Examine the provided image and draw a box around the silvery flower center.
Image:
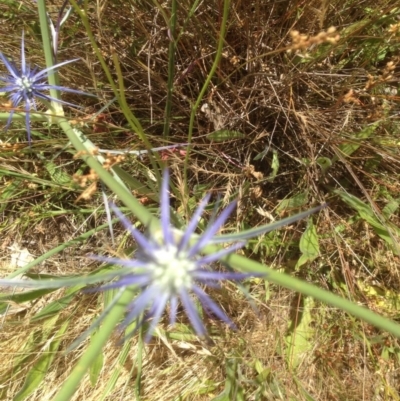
[17,76,33,93]
[151,245,196,292]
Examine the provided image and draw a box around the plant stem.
[37,0,60,104]
[183,0,230,191]
[57,119,157,230]
[223,252,400,338]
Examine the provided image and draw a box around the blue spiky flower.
[91,170,251,341]
[0,32,92,143]
[0,166,323,341]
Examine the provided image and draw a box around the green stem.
[176,0,202,43]
[68,1,155,153]
[58,119,157,230]
[51,240,400,400]
[0,112,47,122]
[223,252,400,338]
[37,1,157,231]
[37,0,60,104]
[183,0,230,185]
[111,53,161,180]
[68,0,161,182]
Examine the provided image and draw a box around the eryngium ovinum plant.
[1,169,324,342]
[2,2,400,401]
[88,169,272,341]
[0,31,93,144]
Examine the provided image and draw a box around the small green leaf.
[211,358,239,401]
[197,380,218,395]
[296,218,320,269]
[285,296,315,369]
[382,199,399,219]
[267,149,279,181]
[276,192,309,212]
[316,157,332,175]
[206,130,245,142]
[253,148,268,161]
[45,161,72,186]
[0,181,24,212]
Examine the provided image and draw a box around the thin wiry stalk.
[183,0,231,198]
[163,0,178,138]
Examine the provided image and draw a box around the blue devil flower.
[0,32,92,143]
[0,168,323,341]
[91,170,250,341]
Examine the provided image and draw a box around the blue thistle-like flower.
[0,32,92,144]
[0,168,324,342]
[91,169,251,341]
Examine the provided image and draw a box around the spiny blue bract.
[90,169,250,341]
[0,31,93,144]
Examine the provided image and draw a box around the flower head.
[0,32,92,144]
[92,169,251,341]
[0,168,324,342]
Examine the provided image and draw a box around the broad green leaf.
[382,199,399,219]
[206,130,245,142]
[285,296,315,369]
[276,192,309,212]
[13,319,69,401]
[295,219,320,270]
[44,161,72,186]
